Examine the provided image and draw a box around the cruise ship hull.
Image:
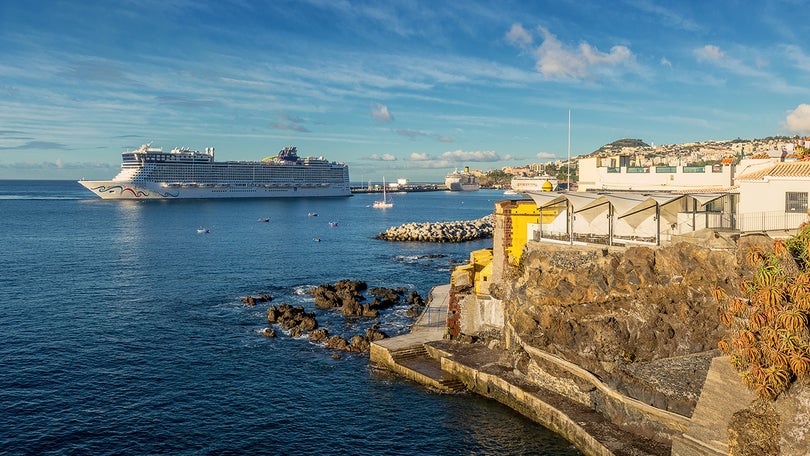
[78,144,351,200]
[447,182,480,192]
[79,180,350,199]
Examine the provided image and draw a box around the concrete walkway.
[370,284,461,391]
[373,283,449,352]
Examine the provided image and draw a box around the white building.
[735,160,810,232]
[577,156,735,192]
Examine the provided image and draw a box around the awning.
[525,191,567,208]
[689,193,726,206]
[562,192,601,212]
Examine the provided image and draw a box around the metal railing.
[412,306,447,330]
[738,210,809,233]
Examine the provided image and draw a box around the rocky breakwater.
[376,215,493,242]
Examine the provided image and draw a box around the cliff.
[498,237,762,378]
[473,233,810,453]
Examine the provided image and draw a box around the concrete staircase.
[391,345,428,361]
[387,345,466,393]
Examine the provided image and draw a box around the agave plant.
[715,223,810,400]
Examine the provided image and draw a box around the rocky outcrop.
[307,279,368,316]
[267,303,318,332]
[376,215,493,242]
[265,301,388,353]
[258,281,422,354]
[307,281,421,318]
[323,323,389,353]
[487,234,775,424]
[241,294,273,306]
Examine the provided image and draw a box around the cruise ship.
[444,166,480,191]
[78,144,351,199]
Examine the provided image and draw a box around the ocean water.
[0,180,581,455]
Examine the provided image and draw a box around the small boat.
[313,237,321,242]
[257,218,270,222]
[328,221,338,227]
[197,227,210,234]
[308,212,318,217]
[373,177,393,209]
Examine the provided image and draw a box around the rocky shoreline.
[245,280,426,354]
[375,215,493,242]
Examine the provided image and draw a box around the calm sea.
[0,180,580,455]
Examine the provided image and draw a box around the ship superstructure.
[444,166,480,192]
[78,144,351,199]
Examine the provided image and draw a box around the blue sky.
[1,0,809,181]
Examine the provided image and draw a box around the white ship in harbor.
[78,144,351,199]
[444,166,480,191]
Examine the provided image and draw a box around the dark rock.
[299,315,318,331]
[361,304,379,318]
[326,336,349,350]
[310,328,329,342]
[348,335,370,352]
[364,323,388,342]
[260,327,276,338]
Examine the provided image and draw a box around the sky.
[1,0,810,182]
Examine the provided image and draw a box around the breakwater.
[375,215,494,242]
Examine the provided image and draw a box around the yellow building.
[491,199,560,282]
[451,248,493,295]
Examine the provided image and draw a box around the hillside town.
[474,136,810,188]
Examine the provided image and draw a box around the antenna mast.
[567,110,571,191]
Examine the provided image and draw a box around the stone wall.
[458,294,504,335]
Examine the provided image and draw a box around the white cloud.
[625,0,699,32]
[694,45,724,62]
[536,151,556,159]
[408,152,432,161]
[785,104,810,133]
[505,23,532,48]
[371,102,393,123]
[368,153,397,161]
[693,44,777,82]
[660,57,672,68]
[782,45,810,72]
[439,149,501,162]
[513,26,636,80]
[396,129,427,139]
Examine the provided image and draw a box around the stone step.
[391,345,428,361]
[438,378,466,392]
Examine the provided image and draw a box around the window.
[786,192,808,212]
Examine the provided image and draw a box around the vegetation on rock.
[715,224,810,399]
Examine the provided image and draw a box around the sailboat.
[373,178,393,209]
